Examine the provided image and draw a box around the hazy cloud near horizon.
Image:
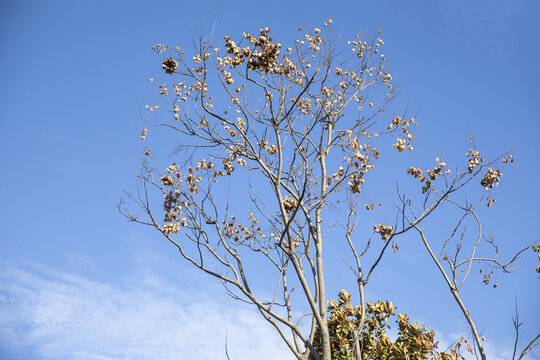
[0,258,292,360]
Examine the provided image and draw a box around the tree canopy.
[122,19,539,360]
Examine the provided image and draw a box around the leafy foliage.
[310,290,467,360]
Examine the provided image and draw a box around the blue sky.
[0,0,539,359]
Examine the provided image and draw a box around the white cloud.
[0,258,293,360]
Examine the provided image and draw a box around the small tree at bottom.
[311,290,468,360]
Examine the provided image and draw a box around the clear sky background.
[1,0,539,359]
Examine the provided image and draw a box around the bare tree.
[121,20,538,360]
